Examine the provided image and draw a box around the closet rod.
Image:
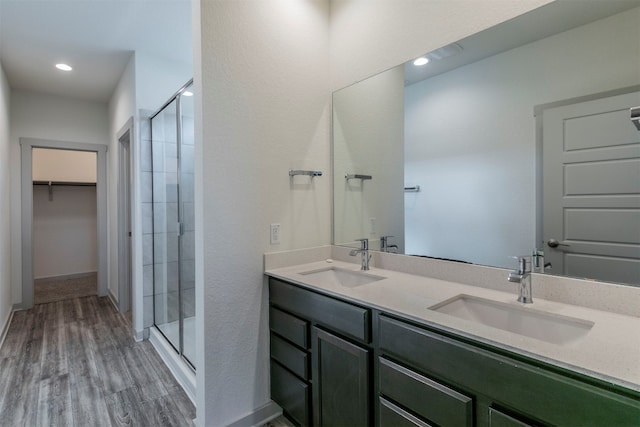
[33,180,96,187]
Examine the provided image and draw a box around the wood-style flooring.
[34,273,97,305]
[0,295,195,426]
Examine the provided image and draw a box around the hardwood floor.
[0,296,195,426]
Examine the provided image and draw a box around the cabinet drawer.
[378,314,640,426]
[271,333,309,381]
[379,398,433,427]
[270,306,309,349]
[379,357,472,427]
[488,408,534,427]
[269,278,371,343]
[271,360,311,427]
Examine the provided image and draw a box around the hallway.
[0,296,195,426]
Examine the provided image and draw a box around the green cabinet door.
[312,326,371,426]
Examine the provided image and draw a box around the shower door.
[151,81,195,368]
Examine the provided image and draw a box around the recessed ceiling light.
[413,57,429,66]
[55,63,73,71]
[183,91,194,97]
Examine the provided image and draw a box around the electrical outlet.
[369,217,376,234]
[270,223,281,245]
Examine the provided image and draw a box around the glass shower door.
[151,81,195,369]
[152,98,181,353]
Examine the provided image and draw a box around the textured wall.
[195,1,331,425]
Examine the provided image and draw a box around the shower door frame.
[150,79,195,370]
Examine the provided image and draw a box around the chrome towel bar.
[345,174,372,180]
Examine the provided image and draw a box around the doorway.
[32,148,98,304]
[20,138,108,309]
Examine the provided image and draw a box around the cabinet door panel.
[379,357,472,427]
[312,327,370,426]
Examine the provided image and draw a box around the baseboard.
[108,290,119,311]
[0,308,16,350]
[149,326,196,405]
[134,327,149,342]
[225,401,282,427]
[34,271,97,283]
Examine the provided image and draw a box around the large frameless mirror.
[332,1,640,286]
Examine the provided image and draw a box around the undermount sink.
[429,294,594,346]
[298,266,386,288]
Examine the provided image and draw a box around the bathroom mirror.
[332,0,640,286]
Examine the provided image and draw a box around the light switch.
[270,223,281,245]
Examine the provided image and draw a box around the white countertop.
[265,254,640,392]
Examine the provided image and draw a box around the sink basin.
[429,294,594,345]
[298,267,386,288]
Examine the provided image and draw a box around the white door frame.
[117,118,133,313]
[20,138,108,309]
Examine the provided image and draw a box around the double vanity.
[264,246,640,426]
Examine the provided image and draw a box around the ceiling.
[0,0,192,102]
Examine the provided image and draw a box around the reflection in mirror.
[332,1,640,286]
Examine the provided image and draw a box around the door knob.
[547,238,570,248]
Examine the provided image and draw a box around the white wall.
[33,185,98,279]
[9,90,109,306]
[108,55,136,304]
[404,7,640,267]
[0,63,12,332]
[333,65,405,251]
[32,148,97,183]
[195,1,331,424]
[136,52,192,112]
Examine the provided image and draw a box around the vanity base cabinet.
[268,277,640,426]
[269,278,373,426]
[312,327,370,427]
[378,314,640,427]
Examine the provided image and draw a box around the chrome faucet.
[531,248,552,273]
[508,256,532,304]
[349,238,371,270]
[380,235,398,253]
